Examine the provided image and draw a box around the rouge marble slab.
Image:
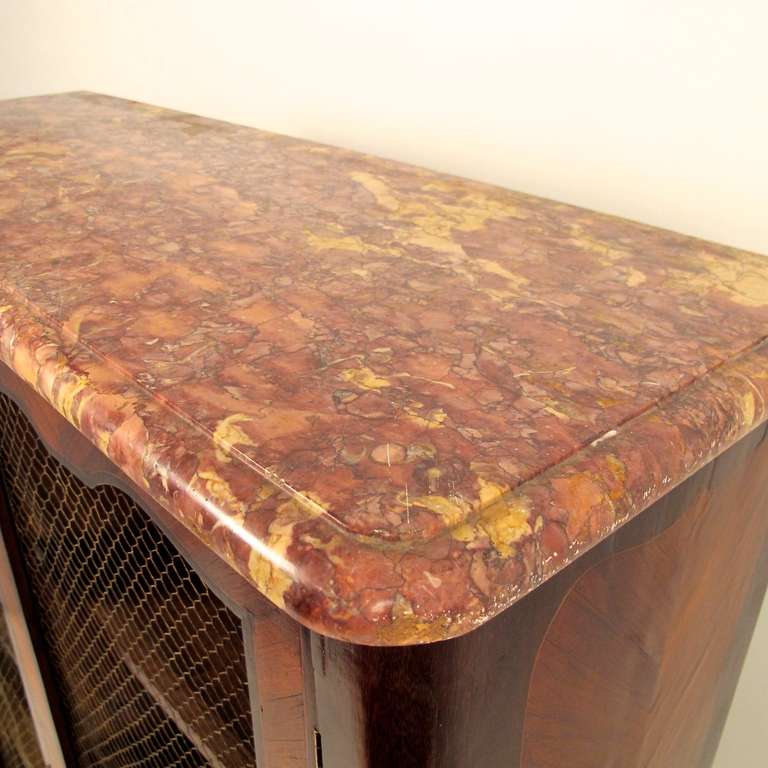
[0,91,767,645]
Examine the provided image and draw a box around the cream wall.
[0,0,766,763]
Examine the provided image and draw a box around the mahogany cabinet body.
[1,364,767,768]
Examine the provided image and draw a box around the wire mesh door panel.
[0,392,256,768]
[0,608,46,768]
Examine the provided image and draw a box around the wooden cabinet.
[1,92,767,767]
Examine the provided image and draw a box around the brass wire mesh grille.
[0,393,255,768]
[0,610,45,768]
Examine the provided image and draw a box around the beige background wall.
[0,1,766,762]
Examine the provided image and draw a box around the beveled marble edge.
[1,279,766,645]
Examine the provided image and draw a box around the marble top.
[1,92,767,644]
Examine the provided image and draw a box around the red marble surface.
[0,91,767,644]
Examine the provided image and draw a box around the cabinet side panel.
[521,422,768,768]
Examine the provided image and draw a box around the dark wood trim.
[300,626,322,768]
[241,616,267,768]
[242,605,311,767]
